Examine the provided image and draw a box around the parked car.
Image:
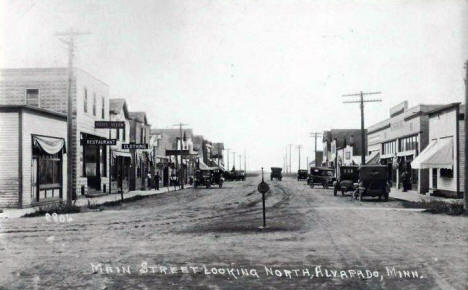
[307,167,334,188]
[194,169,213,188]
[353,165,390,201]
[333,165,359,196]
[236,170,246,181]
[211,169,224,188]
[297,169,308,181]
[270,167,283,181]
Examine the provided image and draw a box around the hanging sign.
[122,143,149,150]
[95,121,125,129]
[80,139,116,145]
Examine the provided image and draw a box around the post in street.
[257,167,270,230]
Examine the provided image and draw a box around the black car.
[353,165,390,201]
[194,169,213,188]
[270,167,282,181]
[333,166,359,196]
[297,169,308,180]
[307,167,334,188]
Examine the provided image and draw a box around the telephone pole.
[464,61,468,212]
[56,29,90,206]
[238,154,242,170]
[343,91,382,165]
[244,149,247,173]
[232,151,236,170]
[288,144,293,173]
[225,148,230,171]
[173,122,188,189]
[297,144,303,170]
[310,132,322,166]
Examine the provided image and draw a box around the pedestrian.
[401,170,409,192]
[154,172,160,190]
[146,173,152,190]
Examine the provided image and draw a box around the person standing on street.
[154,172,160,190]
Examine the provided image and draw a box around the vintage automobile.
[353,165,390,201]
[333,165,359,196]
[194,169,213,188]
[270,167,283,181]
[236,170,246,181]
[297,169,308,181]
[307,167,334,188]
[211,169,225,188]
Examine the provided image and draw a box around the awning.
[366,151,380,165]
[33,135,66,154]
[112,151,132,158]
[411,138,453,169]
[198,160,217,170]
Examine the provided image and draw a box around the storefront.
[111,151,132,193]
[0,105,67,208]
[80,133,108,196]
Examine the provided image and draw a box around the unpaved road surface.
[0,177,467,289]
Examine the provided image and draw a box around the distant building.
[412,103,465,198]
[322,129,365,168]
[109,98,132,194]
[0,68,111,199]
[128,112,151,190]
[0,105,67,208]
[366,101,443,193]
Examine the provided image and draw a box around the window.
[382,140,397,155]
[93,93,96,116]
[26,89,39,107]
[84,88,88,113]
[101,97,105,119]
[399,135,419,152]
[440,168,453,178]
[122,126,126,142]
[141,127,144,144]
[116,128,120,140]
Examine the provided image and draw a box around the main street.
[0,176,467,289]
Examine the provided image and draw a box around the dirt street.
[0,177,467,289]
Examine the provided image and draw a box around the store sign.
[166,149,190,156]
[95,121,125,129]
[122,143,149,149]
[81,139,117,145]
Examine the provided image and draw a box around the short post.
[257,167,270,230]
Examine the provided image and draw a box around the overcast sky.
[1,0,467,171]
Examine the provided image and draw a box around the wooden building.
[0,68,110,199]
[0,105,67,208]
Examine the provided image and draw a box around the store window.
[26,89,39,107]
[84,88,88,113]
[93,93,97,116]
[399,135,419,152]
[101,97,105,119]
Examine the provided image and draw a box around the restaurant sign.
[80,139,117,145]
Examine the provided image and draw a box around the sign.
[122,143,149,150]
[81,139,116,145]
[257,181,270,194]
[166,149,190,156]
[94,121,125,129]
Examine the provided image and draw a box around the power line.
[342,91,382,165]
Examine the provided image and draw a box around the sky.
[1,0,467,171]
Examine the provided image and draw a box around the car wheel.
[384,193,389,202]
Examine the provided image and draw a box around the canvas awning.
[411,138,453,169]
[112,151,132,158]
[366,151,380,165]
[198,160,217,170]
[33,135,66,154]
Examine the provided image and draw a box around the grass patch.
[402,200,467,216]
[99,195,147,207]
[23,202,81,218]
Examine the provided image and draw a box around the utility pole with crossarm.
[56,29,90,206]
[342,91,382,165]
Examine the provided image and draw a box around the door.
[432,168,438,189]
[31,158,38,202]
